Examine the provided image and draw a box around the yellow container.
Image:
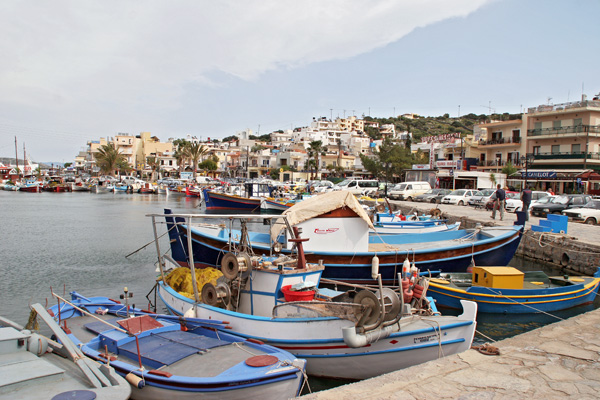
[472,266,524,289]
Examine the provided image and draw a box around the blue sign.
[577,178,582,184]
[520,171,557,179]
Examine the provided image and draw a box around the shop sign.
[521,171,557,179]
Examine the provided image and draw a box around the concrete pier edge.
[299,307,600,399]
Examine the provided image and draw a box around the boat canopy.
[270,190,375,240]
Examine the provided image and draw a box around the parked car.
[388,181,432,201]
[484,191,519,211]
[531,194,592,218]
[468,189,495,207]
[562,200,600,224]
[414,188,451,203]
[441,189,477,206]
[505,190,550,213]
[529,194,556,211]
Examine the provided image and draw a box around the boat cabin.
[472,266,524,289]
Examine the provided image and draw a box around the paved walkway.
[299,307,600,399]
[384,199,600,247]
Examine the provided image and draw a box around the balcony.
[527,125,600,137]
[478,137,521,147]
[532,152,600,161]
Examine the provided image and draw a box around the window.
[533,146,541,155]
[534,122,542,133]
[572,144,581,154]
[553,120,562,130]
[551,145,560,154]
[492,131,502,142]
[572,197,584,206]
[574,118,583,132]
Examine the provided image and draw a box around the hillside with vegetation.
[364,112,522,141]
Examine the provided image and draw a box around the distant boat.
[185,185,203,199]
[0,306,131,399]
[165,191,523,284]
[427,266,600,313]
[261,198,295,211]
[203,189,263,211]
[47,291,307,400]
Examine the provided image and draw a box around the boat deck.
[64,313,274,377]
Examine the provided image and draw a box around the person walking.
[491,184,506,220]
[521,186,532,221]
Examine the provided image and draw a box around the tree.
[94,143,127,176]
[146,156,160,181]
[64,162,72,168]
[199,159,218,171]
[188,142,208,180]
[489,173,497,188]
[173,139,190,177]
[360,138,414,182]
[307,140,324,180]
[501,161,518,178]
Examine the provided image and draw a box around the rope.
[421,318,445,359]
[125,224,177,258]
[475,329,496,343]
[477,286,565,320]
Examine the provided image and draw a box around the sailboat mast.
[14,136,19,177]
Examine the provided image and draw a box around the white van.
[388,181,432,201]
[334,179,379,195]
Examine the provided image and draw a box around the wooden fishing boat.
[46,291,307,400]
[0,307,130,399]
[427,266,600,313]
[260,198,295,211]
[164,191,523,284]
[185,185,203,198]
[147,212,478,380]
[203,189,263,211]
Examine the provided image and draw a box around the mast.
[14,136,19,178]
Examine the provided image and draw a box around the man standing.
[521,186,532,221]
[491,184,506,220]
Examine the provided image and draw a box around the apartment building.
[472,118,527,173]
[526,98,600,171]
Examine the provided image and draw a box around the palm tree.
[173,140,191,178]
[308,140,324,180]
[94,143,127,176]
[188,142,208,180]
[146,156,160,181]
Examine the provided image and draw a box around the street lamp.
[520,153,535,189]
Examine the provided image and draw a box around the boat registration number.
[413,334,438,344]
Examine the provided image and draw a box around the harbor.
[1,189,599,398]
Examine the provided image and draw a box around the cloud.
[0,1,490,109]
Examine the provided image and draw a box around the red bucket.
[281,285,315,302]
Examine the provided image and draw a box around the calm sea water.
[1,190,598,393]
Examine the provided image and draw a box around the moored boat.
[203,189,263,211]
[427,266,600,314]
[0,307,131,399]
[148,212,478,380]
[165,191,523,284]
[46,291,307,400]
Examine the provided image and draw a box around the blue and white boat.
[47,291,307,400]
[372,220,461,234]
[147,212,478,380]
[164,191,523,285]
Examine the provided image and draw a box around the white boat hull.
[157,283,477,380]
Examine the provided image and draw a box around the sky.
[1,0,599,163]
